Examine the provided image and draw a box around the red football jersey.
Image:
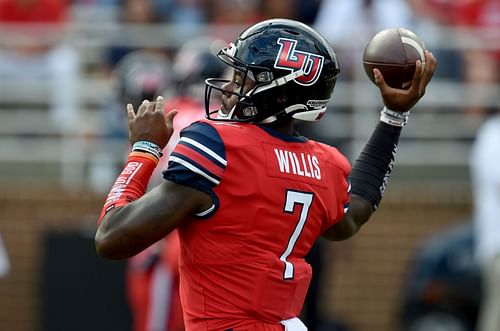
[164,120,351,330]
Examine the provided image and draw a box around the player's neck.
[264,117,295,136]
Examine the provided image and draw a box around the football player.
[95,19,436,331]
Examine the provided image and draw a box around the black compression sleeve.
[349,121,402,210]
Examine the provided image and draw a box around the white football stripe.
[169,156,220,185]
[401,36,425,63]
[180,137,227,166]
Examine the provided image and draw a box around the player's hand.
[374,50,437,112]
[127,96,177,149]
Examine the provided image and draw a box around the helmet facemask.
[205,45,274,123]
[205,46,314,123]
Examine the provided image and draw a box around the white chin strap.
[292,107,326,121]
[216,107,235,120]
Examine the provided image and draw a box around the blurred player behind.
[114,39,226,331]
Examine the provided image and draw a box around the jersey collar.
[257,125,308,143]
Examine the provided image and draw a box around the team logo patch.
[274,38,324,86]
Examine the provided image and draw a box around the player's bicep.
[127,179,213,230]
[322,195,372,241]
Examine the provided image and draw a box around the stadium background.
[0,0,497,330]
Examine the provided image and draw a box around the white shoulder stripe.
[195,204,216,217]
[169,156,220,185]
[180,137,227,166]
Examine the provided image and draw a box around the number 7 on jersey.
[280,190,314,280]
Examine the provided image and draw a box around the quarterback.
[95,19,436,331]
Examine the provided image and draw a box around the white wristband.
[380,107,410,127]
[132,141,163,160]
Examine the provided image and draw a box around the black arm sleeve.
[349,121,402,210]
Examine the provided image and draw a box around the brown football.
[363,28,426,89]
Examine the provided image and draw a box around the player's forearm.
[95,148,161,259]
[349,112,404,210]
[322,111,405,241]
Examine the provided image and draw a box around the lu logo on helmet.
[274,38,324,86]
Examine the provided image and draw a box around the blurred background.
[0,0,498,331]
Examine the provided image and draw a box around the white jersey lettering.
[273,148,321,180]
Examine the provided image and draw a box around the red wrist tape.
[98,151,158,225]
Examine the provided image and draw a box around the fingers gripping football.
[127,96,177,149]
[375,50,437,112]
